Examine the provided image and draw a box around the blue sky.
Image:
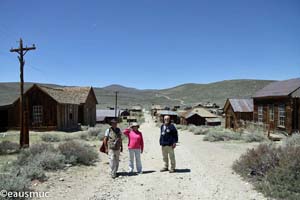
[0,0,299,89]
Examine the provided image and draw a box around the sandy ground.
[34,112,267,200]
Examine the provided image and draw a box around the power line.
[115,91,118,118]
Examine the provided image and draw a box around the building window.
[33,105,43,124]
[278,104,285,127]
[258,106,263,123]
[269,104,274,121]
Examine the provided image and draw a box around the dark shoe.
[169,169,176,173]
[160,168,168,172]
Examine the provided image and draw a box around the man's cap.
[110,119,118,124]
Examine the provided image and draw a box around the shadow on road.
[175,169,191,173]
[117,170,156,177]
[142,170,156,174]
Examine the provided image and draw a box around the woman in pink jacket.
[123,122,144,174]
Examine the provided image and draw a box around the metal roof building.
[254,78,300,98]
[225,99,253,113]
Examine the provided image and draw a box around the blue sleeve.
[172,125,178,143]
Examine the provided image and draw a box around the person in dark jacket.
[159,115,178,173]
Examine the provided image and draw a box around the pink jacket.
[123,128,144,152]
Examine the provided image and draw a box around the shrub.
[27,143,56,156]
[257,146,300,200]
[14,160,47,181]
[283,134,300,147]
[79,132,89,141]
[0,141,19,155]
[233,137,300,199]
[188,125,197,132]
[181,125,188,130]
[81,126,89,131]
[242,131,268,143]
[15,143,65,171]
[64,135,76,141]
[193,127,209,135]
[176,125,190,131]
[203,128,241,142]
[87,127,101,137]
[40,134,61,142]
[0,173,31,199]
[15,143,55,166]
[58,141,98,165]
[35,151,66,170]
[176,125,183,130]
[233,143,281,180]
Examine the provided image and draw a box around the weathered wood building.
[224,98,253,130]
[180,107,221,126]
[151,104,163,117]
[0,84,97,131]
[156,110,180,124]
[253,78,300,134]
[130,105,143,113]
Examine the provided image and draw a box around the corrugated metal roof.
[157,110,179,116]
[254,78,300,98]
[229,99,253,112]
[292,88,300,98]
[96,109,120,118]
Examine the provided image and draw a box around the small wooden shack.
[130,105,143,113]
[151,105,163,117]
[157,110,180,124]
[120,109,130,119]
[181,107,221,126]
[224,98,253,130]
[0,84,98,131]
[253,78,300,134]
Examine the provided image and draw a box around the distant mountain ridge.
[0,79,275,108]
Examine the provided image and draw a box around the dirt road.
[35,112,266,200]
[155,94,186,106]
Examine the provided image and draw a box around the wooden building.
[151,105,163,116]
[180,107,221,126]
[130,105,143,113]
[127,116,138,123]
[253,78,300,134]
[0,84,98,131]
[224,98,253,130]
[156,110,180,124]
[120,109,130,118]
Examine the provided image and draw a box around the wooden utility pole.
[10,38,36,148]
[115,91,118,119]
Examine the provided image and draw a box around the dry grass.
[233,136,300,200]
